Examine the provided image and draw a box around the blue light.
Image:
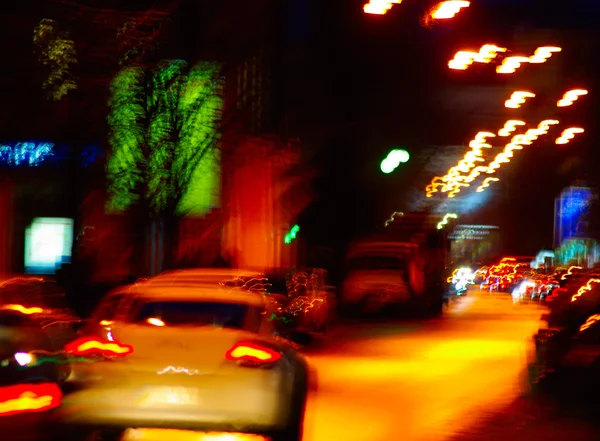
[0,142,103,168]
[556,187,593,246]
[0,142,54,166]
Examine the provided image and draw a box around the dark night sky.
[302,0,600,256]
[1,0,599,258]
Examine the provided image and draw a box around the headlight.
[14,352,36,367]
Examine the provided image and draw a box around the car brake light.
[546,288,566,301]
[0,383,62,416]
[225,341,281,365]
[64,336,133,358]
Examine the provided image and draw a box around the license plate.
[138,387,200,407]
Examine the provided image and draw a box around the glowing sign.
[449,225,499,241]
[0,143,102,168]
[554,187,593,247]
[0,143,54,167]
[24,218,73,274]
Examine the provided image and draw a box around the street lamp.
[380,149,410,174]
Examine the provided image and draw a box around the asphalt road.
[5,290,600,440]
[304,291,600,441]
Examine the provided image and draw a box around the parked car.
[0,275,80,383]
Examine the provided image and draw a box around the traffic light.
[284,225,300,244]
[380,149,410,174]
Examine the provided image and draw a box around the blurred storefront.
[555,238,600,268]
[449,224,501,263]
[222,135,312,272]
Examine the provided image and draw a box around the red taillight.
[546,288,566,302]
[65,336,133,358]
[0,383,62,416]
[225,341,281,365]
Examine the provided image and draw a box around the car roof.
[154,268,266,279]
[146,268,267,283]
[0,275,57,285]
[122,284,267,307]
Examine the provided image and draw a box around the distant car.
[0,310,68,386]
[481,275,502,291]
[0,276,80,382]
[57,283,312,441]
[285,268,336,333]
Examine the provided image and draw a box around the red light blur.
[225,341,281,364]
[0,383,62,417]
[65,336,133,357]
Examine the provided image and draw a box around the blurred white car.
[148,268,270,293]
[57,282,312,441]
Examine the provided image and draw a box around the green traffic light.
[284,224,300,244]
[380,149,410,173]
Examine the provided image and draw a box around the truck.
[341,213,449,317]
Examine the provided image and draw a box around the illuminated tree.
[107,59,223,215]
[33,18,78,100]
[107,60,223,268]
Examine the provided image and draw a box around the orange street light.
[557,89,588,107]
[364,0,401,15]
[431,1,470,19]
[505,91,535,108]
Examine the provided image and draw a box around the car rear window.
[130,301,260,330]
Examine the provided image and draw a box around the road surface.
[5,290,600,440]
[303,291,600,441]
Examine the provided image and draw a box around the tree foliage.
[106,59,223,217]
[33,18,78,100]
[46,0,175,66]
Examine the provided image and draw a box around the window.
[129,300,262,332]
